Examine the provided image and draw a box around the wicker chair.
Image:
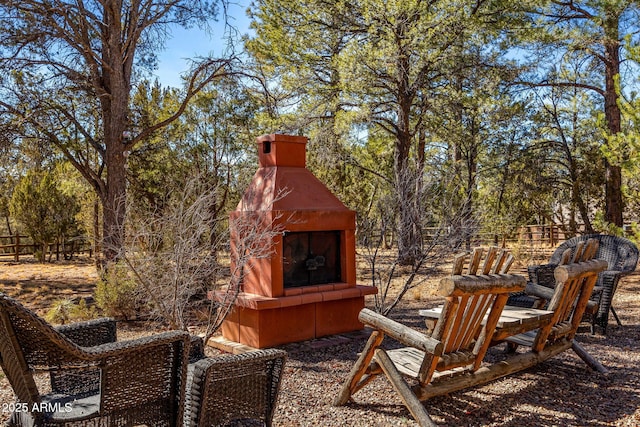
[184,343,286,427]
[508,234,639,334]
[0,293,190,427]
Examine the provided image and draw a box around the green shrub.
[33,249,44,263]
[95,263,138,320]
[45,298,97,324]
[10,169,81,262]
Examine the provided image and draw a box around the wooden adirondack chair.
[334,249,525,426]
[502,257,608,367]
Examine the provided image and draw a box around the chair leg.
[592,308,618,335]
[334,331,383,406]
[505,342,518,353]
[572,341,608,374]
[611,306,622,326]
[375,349,437,427]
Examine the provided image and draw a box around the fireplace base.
[217,285,377,348]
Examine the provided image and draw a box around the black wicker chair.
[508,234,639,334]
[184,342,286,427]
[0,293,190,427]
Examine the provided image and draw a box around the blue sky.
[153,1,252,88]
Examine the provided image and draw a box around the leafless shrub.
[115,178,223,330]
[362,221,452,315]
[112,172,286,342]
[360,173,479,315]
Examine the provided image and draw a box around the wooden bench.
[335,247,608,426]
[414,257,608,408]
[333,263,525,426]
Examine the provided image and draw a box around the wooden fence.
[368,224,621,250]
[517,225,564,246]
[0,235,92,261]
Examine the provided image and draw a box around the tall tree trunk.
[102,145,127,262]
[573,180,594,233]
[603,10,624,227]
[462,117,478,250]
[99,4,133,263]
[395,118,420,266]
[93,197,101,267]
[4,215,12,236]
[450,38,469,249]
[395,34,420,266]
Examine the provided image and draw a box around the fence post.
[14,235,19,262]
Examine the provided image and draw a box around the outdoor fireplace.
[219,133,377,348]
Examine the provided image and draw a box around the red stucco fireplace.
[220,133,377,348]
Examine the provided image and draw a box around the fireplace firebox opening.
[283,231,341,288]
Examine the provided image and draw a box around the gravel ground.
[2,263,640,426]
[271,298,640,426]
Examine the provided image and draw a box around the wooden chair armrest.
[359,309,443,356]
[524,282,555,301]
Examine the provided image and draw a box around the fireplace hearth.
[218,134,377,348]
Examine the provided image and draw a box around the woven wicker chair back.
[550,234,638,274]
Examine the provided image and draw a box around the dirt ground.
[0,255,98,314]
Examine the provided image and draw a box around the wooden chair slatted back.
[581,239,599,261]
[467,248,484,274]
[452,253,467,276]
[550,239,600,322]
[437,294,484,353]
[571,241,586,263]
[452,247,513,276]
[480,247,497,274]
[492,249,513,274]
[442,247,517,356]
[533,254,606,351]
[560,239,599,266]
[459,294,495,351]
[560,248,572,265]
[420,284,515,383]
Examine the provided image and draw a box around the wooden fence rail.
[0,235,92,261]
[365,225,567,250]
[370,224,636,250]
